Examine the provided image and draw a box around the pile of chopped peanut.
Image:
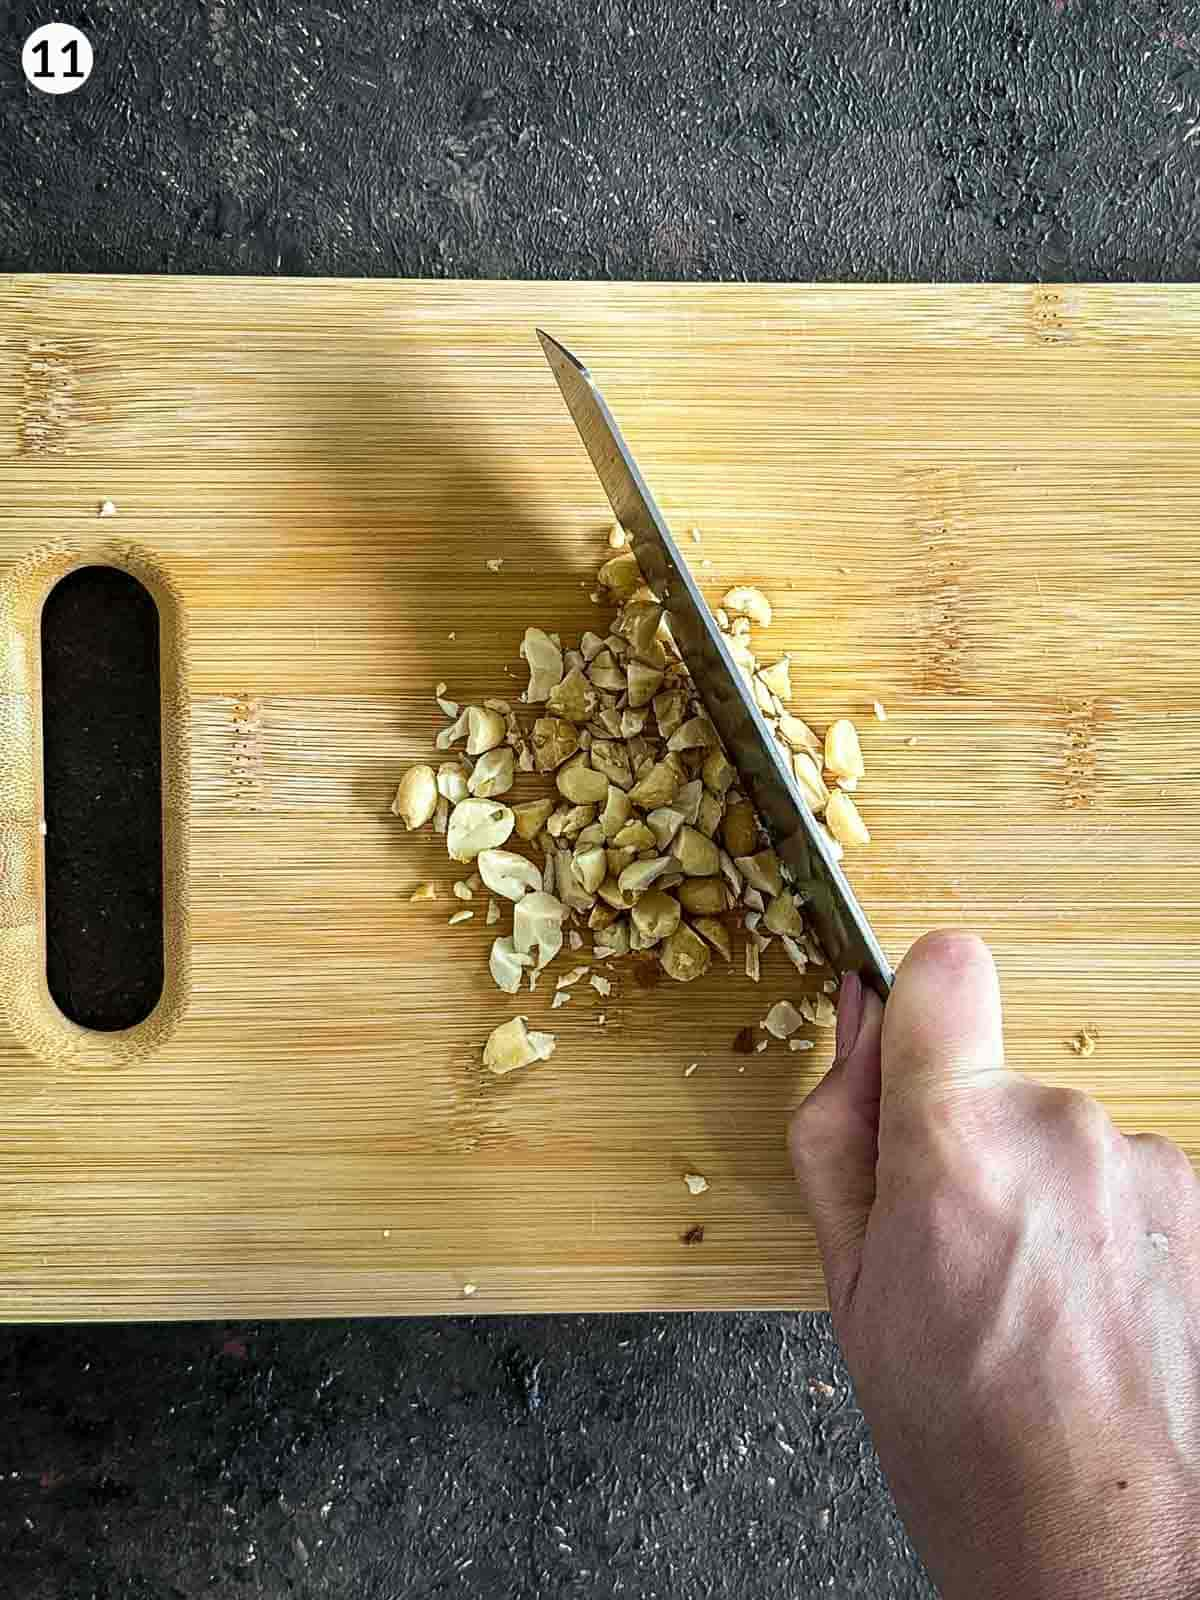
[393,533,876,1073]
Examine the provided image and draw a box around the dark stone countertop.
[2,0,1197,1594]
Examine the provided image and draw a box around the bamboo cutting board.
[0,277,1198,1321]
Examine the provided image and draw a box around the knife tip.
[535,327,588,375]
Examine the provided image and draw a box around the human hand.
[789,931,1200,1600]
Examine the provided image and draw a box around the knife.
[537,329,892,1000]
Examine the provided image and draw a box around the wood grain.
[0,276,1198,1320]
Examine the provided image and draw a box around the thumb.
[789,971,885,1314]
[880,930,1008,1140]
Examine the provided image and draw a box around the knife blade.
[537,329,892,999]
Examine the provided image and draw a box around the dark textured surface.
[2,0,1200,282]
[1,0,1195,1594]
[1,1317,926,1600]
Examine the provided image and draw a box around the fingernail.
[835,972,865,1061]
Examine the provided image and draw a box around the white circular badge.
[22,23,94,95]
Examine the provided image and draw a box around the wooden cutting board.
[1,276,1198,1321]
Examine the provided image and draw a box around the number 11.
[32,37,85,79]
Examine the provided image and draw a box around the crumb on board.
[485,558,504,572]
[447,909,474,925]
[1070,1026,1098,1058]
[681,1224,705,1245]
[799,993,837,1028]
[684,1061,699,1077]
[872,700,887,721]
[98,499,117,517]
[788,1038,815,1052]
[683,1172,709,1195]
[763,999,803,1039]
[462,1283,478,1297]
[410,882,437,902]
[906,736,918,747]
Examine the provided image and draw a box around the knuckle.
[1132,1131,1196,1188]
[1044,1086,1112,1151]
[787,1098,821,1160]
[789,1094,838,1160]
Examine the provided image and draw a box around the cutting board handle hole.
[0,538,189,1068]
[41,567,164,1031]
